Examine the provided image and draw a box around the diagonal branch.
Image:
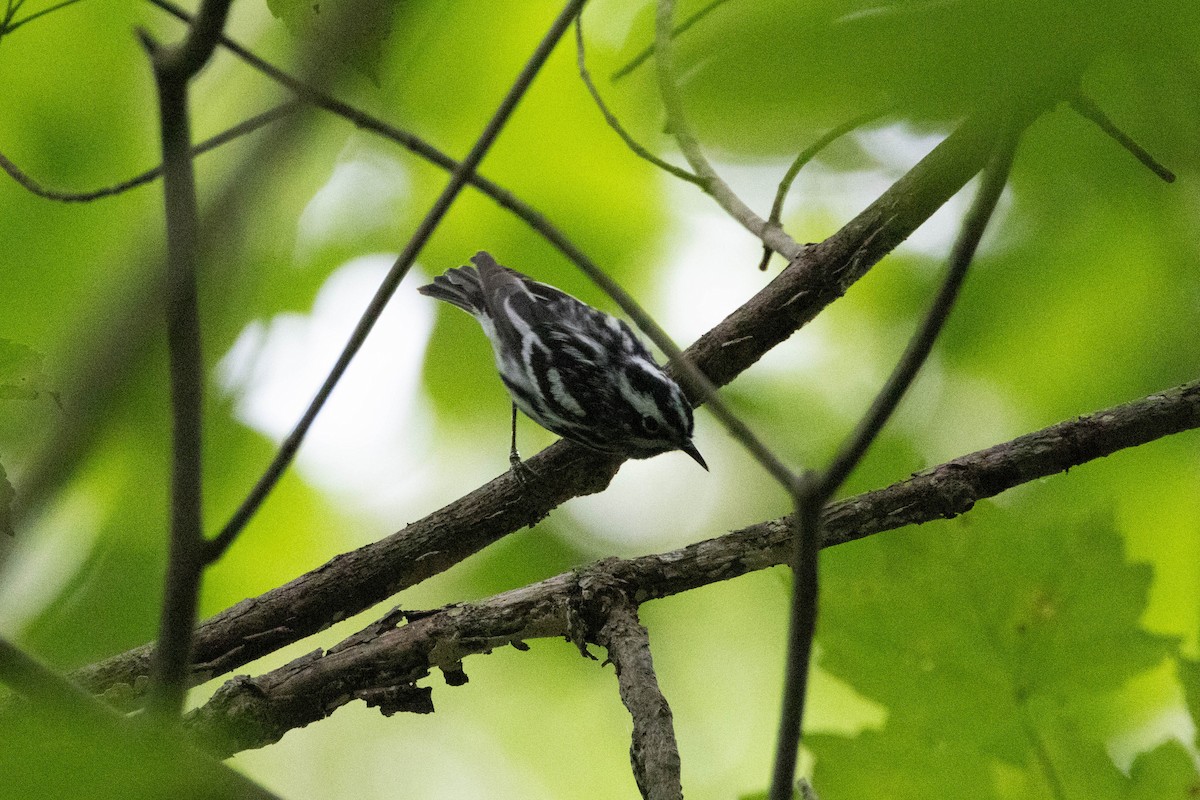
[757,106,893,271]
[180,377,1200,757]
[1069,93,1175,183]
[70,108,1010,701]
[818,115,1022,498]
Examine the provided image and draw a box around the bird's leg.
[509,403,538,484]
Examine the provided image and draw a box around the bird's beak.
[680,440,708,471]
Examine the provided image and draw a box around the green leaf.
[809,501,1178,799]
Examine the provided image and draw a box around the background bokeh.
[0,0,1197,797]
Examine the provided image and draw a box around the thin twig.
[767,486,819,800]
[139,0,235,722]
[204,0,590,561]
[653,0,803,260]
[0,101,299,202]
[2,0,82,33]
[757,106,892,271]
[1069,93,1175,183]
[1,0,15,33]
[765,111,1025,800]
[611,0,731,81]
[180,375,1200,756]
[575,15,702,186]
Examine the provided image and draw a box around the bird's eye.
[640,415,660,435]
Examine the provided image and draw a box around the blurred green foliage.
[0,0,1196,798]
[807,500,1185,798]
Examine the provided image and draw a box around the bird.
[417,251,707,474]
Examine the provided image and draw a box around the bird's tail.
[417,260,487,314]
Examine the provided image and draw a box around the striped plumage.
[418,251,706,469]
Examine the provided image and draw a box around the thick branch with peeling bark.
[70,108,1009,700]
[180,379,1200,756]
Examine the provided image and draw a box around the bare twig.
[611,0,731,81]
[767,482,819,800]
[180,376,1200,756]
[757,106,892,271]
[1,0,83,34]
[0,102,299,202]
[1069,93,1175,183]
[575,15,702,185]
[138,0,235,721]
[653,0,803,260]
[598,598,685,800]
[204,0,589,562]
[72,110,1008,701]
[766,110,1025,800]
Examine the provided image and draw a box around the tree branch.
[180,377,1200,756]
[757,106,892,271]
[70,109,1009,701]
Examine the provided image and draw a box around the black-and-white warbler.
[418,251,707,471]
